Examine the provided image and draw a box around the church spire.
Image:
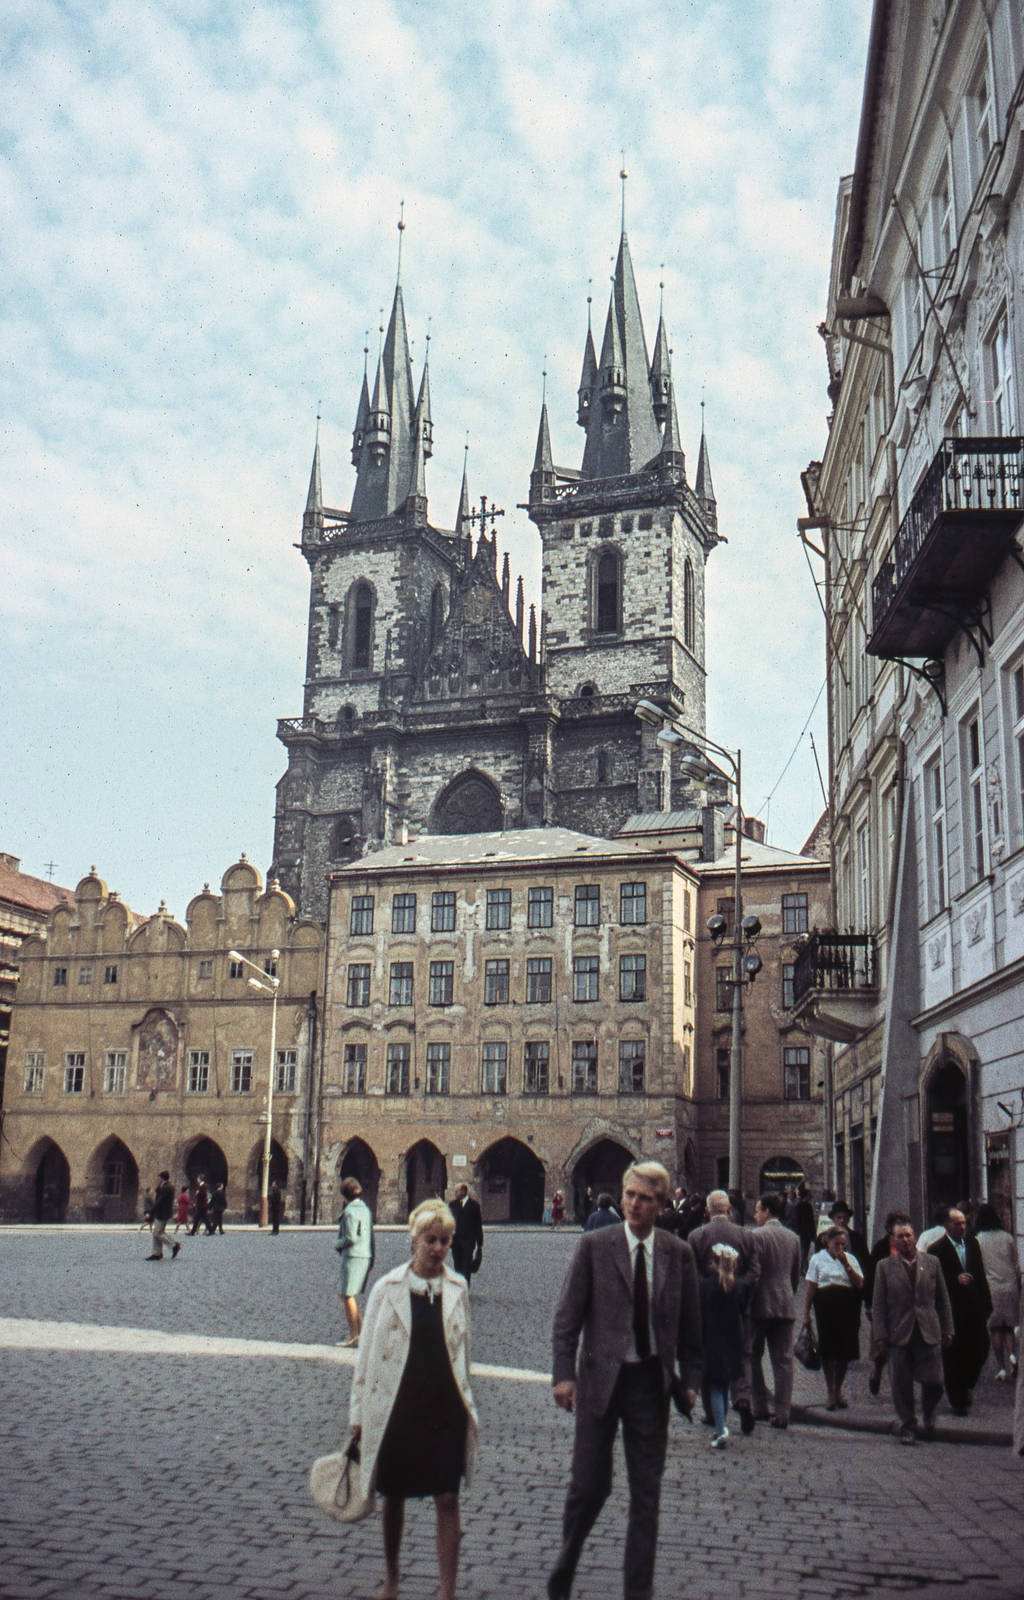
[577,317,597,429]
[303,429,323,536]
[349,216,420,522]
[455,445,471,551]
[694,406,717,533]
[351,370,370,466]
[650,309,672,427]
[415,335,433,460]
[659,382,685,470]
[580,227,661,479]
[531,398,554,497]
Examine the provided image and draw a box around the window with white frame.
[573,954,599,1002]
[856,822,871,931]
[925,757,946,915]
[484,959,510,1005]
[932,159,955,265]
[64,1053,85,1093]
[987,310,1016,434]
[784,1046,811,1101]
[343,1043,366,1094]
[275,1048,297,1093]
[963,712,986,882]
[23,1053,44,1094]
[78,965,93,986]
[485,888,511,930]
[103,964,118,985]
[972,57,996,172]
[188,1050,210,1093]
[386,1042,410,1096]
[1010,662,1024,842]
[426,1042,450,1095]
[618,1039,645,1094]
[389,961,413,1006]
[903,269,925,355]
[103,1051,127,1094]
[524,1041,549,1094]
[482,1040,507,1095]
[230,1051,253,1093]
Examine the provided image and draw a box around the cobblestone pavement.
[2,1229,1024,1600]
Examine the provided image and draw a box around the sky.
[1,0,870,919]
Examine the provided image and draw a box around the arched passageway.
[570,1139,634,1222]
[759,1156,805,1197]
[185,1138,228,1196]
[91,1137,139,1223]
[340,1138,381,1219]
[405,1140,447,1214]
[476,1137,545,1223]
[926,1061,970,1213]
[35,1142,70,1223]
[246,1140,288,1221]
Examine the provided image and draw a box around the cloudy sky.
[2,0,869,918]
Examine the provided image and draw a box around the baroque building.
[797,0,1024,1239]
[271,226,720,922]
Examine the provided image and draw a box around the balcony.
[868,437,1024,660]
[791,932,878,1045]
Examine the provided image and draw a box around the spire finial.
[396,201,406,284]
[619,154,628,233]
[659,269,665,319]
[315,400,321,441]
[587,279,593,330]
[542,361,547,404]
[377,309,384,361]
[363,332,370,375]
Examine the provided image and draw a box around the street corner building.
[0,860,323,1224]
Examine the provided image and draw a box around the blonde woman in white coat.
[350,1198,478,1600]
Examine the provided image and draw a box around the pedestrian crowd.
[139,1169,235,1257]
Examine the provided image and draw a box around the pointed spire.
[455,445,471,549]
[350,260,417,521]
[533,401,553,476]
[351,371,370,467]
[416,334,433,460]
[650,311,672,427]
[501,552,510,606]
[528,603,538,663]
[597,293,626,414]
[695,409,715,507]
[515,574,525,642]
[577,322,597,429]
[659,382,685,469]
[303,424,324,537]
[580,228,661,479]
[409,404,426,499]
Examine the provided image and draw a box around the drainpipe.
[300,988,318,1223]
[312,877,333,1224]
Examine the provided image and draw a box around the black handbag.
[794,1322,821,1371]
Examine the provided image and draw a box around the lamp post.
[228,947,280,1228]
[634,703,761,1195]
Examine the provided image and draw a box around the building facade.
[0,853,74,1105]
[798,0,1024,1239]
[0,861,322,1224]
[271,226,720,922]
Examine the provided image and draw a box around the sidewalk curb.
[788,1402,1013,1447]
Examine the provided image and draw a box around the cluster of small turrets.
[450,466,540,666]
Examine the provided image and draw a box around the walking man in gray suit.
[749,1191,801,1428]
[688,1188,760,1432]
[549,1160,703,1600]
[872,1213,954,1444]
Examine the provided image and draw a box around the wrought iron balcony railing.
[792,933,877,1008]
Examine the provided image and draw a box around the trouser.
[750,1318,796,1423]
[700,1315,752,1416]
[552,1358,668,1600]
[888,1327,944,1427]
[190,1209,208,1235]
[451,1239,476,1280]
[943,1317,990,1409]
[151,1217,174,1258]
[709,1383,729,1434]
[209,1212,225,1234]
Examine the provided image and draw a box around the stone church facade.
[271,228,721,922]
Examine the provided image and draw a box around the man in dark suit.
[549,1161,702,1600]
[688,1189,761,1432]
[928,1208,992,1413]
[873,1215,953,1442]
[449,1182,484,1283]
[749,1192,801,1428]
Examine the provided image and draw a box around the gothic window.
[429,585,446,650]
[595,550,621,634]
[683,559,695,650]
[433,772,503,835]
[345,582,374,671]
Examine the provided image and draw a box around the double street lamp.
[228,947,281,1229]
[635,702,760,1194]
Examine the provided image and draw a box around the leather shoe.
[547,1572,571,1600]
[144,1256,162,1261]
[738,1404,756,1435]
[770,1418,788,1430]
[868,1371,881,1396]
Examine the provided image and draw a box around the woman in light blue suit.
[335,1176,374,1346]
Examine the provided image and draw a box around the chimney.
[700,806,724,864]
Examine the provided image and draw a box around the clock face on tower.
[434,775,503,835]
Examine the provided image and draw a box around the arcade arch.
[570,1137,635,1221]
[339,1137,381,1219]
[475,1137,545,1223]
[405,1140,447,1214]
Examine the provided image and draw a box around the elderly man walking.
[928,1208,992,1414]
[549,1161,703,1600]
[688,1188,760,1433]
[749,1192,801,1429]
[872,1214,953,1444]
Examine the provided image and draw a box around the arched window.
[578,682,597,699]
[596,551,620,634]
[429,585,446,651]
[683,559,695,650]
[352,583,373,670]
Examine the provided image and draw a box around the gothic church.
[272,228,720,920]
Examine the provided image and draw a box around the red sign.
[654,1128,675,1139]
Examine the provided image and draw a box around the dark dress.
[813,1289,861,1361]
[375,1289,468,1499]
[699,1274,751,1385]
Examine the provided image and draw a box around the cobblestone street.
[2,1229,1024,1600]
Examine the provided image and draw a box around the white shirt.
[623,1224,657,1362]
[806,1248,858,1289]
[946,1232,967,1269]
[917,1225,946,1253]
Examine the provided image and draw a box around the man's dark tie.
[633,1244,651,1359]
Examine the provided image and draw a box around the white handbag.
[309,1435,375,1523]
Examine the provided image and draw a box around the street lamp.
[634,701,758,1194]
[228,947,280,1229]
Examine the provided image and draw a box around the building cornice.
[910,954,1024,1031]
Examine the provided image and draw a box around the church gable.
[422,540,536,701]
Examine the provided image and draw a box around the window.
[903,268,924,353]
[343,1043,367,1094]
[484,959,509,1005]
[103,964,118,985]
[926,757,946,914]
[782,963,795,1009]
[230,1051,253,1093]
[524,1041,549,1095]
[229,960,245,980]
[429,961,453,1006]
[352,583,373,670]
[572,1040,597,1094]
[1011,664,1024,839]
[188,1050,210,1093]
[432,891,456,932]
[716,1048,730,1100]
[528,886,553,928]
[351,895,374,935]
[23,1053,44,1094]
[103,1157,124,1198]
[683,558,695,650]
[275,1048,297,1093]
[426,1042,450,1095]
[392,893,417,934]
[683,960,692,1006]
[486,888,511,930]
[715,897,734,935]
[619,1040,645,1094]
[430,584,445,650]
[482,1041,508,1095]
[198,959,214,980]
[347,964,371,1007]
[856,823,871,931]
[53,966,67,987]
[63,1053,85,1093]
[103,1051,127,1094]
[596,550,620,633]
[263,955,278,978]
[575,884,600,926]
[784,1046,811,1101]
[683,888,692,933]
[973,59,996,170]
[386,1042,410,1096]
[526,957,552,1004]
[932,163,954,265]
[389,961,414,1006]
[715,967,732,1012]
[573,954,600,1002]
[77,965,93,986]
[782,893,808,934]
[987,310,1017,434]
[619,953,646,1002]
[620,881,647,925]
[964,713,986,880]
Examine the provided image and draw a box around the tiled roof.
[336,827,651,873]
[0,859,74,917]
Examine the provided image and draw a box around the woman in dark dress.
[802,1224,864,1409]
[699,1242,751,1447]
[349,1198,478,1600]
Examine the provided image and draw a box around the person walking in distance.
[972,1202,1021,1380]
[146,1172,181,1261]
[548,1161,703,1600]
[208,1182,227,1234]
[173,1186,191,1234]
[189,1174,210,1236]
[688,1189,760,1434]
[802,1225,863,1409]
[449,1183,484,1284]
[864,1212,902,1396]
[928,1208,992,1414]
[749,1192,801,1429]
[872,1214,953,1443]
[551,1190,566,1228]
[140,1188,155,1232]
[794,1186,817,1272]
[699,1244,750,1448]
[335,1176,374,1347]
[584,1193,621,1232]
[268,1179,283,1235]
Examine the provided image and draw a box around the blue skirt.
[340,1256,371,1297]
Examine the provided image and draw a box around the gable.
[422,546,535,701]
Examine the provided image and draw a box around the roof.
[699,837,828,873]
[0,858,74,916]
[335,827,687,874]
[619,810,702,834]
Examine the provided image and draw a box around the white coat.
[349,1259,479,1494]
